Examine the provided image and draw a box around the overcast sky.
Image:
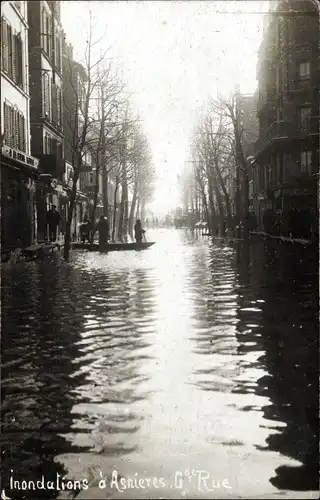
[61,1,267,215]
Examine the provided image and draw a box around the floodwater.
[1,229,318,499]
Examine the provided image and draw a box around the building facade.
[253,0,319,239]
[27,0,66,241]
[237,92,259,214]
[1,1,39,250]
[62,37,93,240]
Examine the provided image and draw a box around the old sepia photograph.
[1,0,319,498]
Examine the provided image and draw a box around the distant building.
[237,92,258,214]
[175,206,182,218]
[62,36,92,239]
[253,0,319,238]
[1,1,39,249]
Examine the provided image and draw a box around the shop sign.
[2,145,39,169]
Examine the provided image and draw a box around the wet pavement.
[1,229,318,499]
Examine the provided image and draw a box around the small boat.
[72,242,155,252]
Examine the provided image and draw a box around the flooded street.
[1,229,318,499]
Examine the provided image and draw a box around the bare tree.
[86,64,127,240]
[209,93,250,236]
[62,13,112,259]
[127,132,153,238]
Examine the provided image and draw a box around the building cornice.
[1,70,30,100]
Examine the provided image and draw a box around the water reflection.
[1,231,318,499]
[1,260,90,499]
[234,241,318,491]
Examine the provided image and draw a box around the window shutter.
[56,34,61,71]
[46,74,49,116]
[17,112,21,150]
[42,9,46,52]
[57,87,61,126]
[47,14,52,57]
[42,74,46,115]
[18,112,25,151]
[1,18,9,73]
[52,82,57,123]
[12,33,16,83]
[4,103,10,144]
[7,24,12,79]
[15,109,19,150]
[9,106,14,148]
[15,34,23,87]
[43,73,50,117]
[48,76,52,119]
[21,114,25,151]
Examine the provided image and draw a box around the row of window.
[3,102,26,152]
[265,106,314,132]
[1,16,23,88]
[255,150,315,192]
[42,73,62,127]
[262,59,313,97]
[41,7,62,72]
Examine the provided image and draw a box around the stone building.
[253,0,319,238]
[1,1,39,250]
[27,0,66,241]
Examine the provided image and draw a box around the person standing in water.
[47,205,60,242]
[96,216,110,249]
[134,219,146,243]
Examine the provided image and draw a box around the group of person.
[80,216,146,244]
[46,205,146,244]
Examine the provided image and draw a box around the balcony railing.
[288,78,314,92]
[255,117,319,155]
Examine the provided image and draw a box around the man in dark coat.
[134,219,146,243]
[47,205,60,242]
[96,216,110,248]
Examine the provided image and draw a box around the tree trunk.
[213,183,225,236]
[117,184,125,242]
[213,159,233,229]
[128,185,138,238]
[90,167,100,243]
[141,200,146,223]
[135,197,140,220]
[112,181,119,242]
[202,192,209,225]
[103,168,109,218]
[122,178,128,242]
[63,175,78,260]
[207,171,216,235]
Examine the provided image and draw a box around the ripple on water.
[1,232,318,498]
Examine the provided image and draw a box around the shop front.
[282,185,317,240]
[1,146,39,250]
